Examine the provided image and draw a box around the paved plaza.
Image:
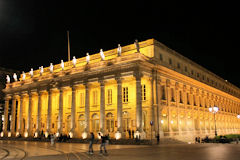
[1,140,240,160]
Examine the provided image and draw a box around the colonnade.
[2,73,144,139]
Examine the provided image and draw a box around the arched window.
[122,111,130,132]
[78,114,85,133]
[91,113,99,132]
[106,112,114,132]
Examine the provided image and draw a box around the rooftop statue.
[40,66,44,75]
[13,73,17,82]
[100,49,105,61]
[117,44,122,56]
[134,39,140,53]
[72,56,77,67]
[86,53,90,64]
[22,71,26,80]
[29,68,33,77]
[6,75,10,83]
[50,63,54,73]
[61,60,64,70]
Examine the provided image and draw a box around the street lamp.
[209,106,219,137]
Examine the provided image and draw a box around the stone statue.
[100,49,105,61]
[13,73,17,82]
[72,56,77,67]
[29,68,33,77]
[86,53,90,64]
[117,44,122,56]
[61,60,64,70]
[22,71,26,80]
[134,39,140,53]
[50,63,53,73]
[40,66,44,75]
[6,75,10,83]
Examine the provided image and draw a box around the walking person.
[128,129,131,139]
[156,133,160,144]
[99,133,107,154]
[89,132,94,154]
[132,130,135,139]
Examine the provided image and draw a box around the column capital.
[133,70,143,80]
[4,95,12,101]
[98,78,106,86]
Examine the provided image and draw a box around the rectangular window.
[107,89,112,104]
[123,87,128,103]
[171,88,175,102]
[80,92,84,106]
[93,90,98,105]
[160,54,163,61]
[161,85,166,100]
[141,84,146,101]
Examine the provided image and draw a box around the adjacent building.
[2,39,240,142]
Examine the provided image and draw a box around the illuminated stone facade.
[2,39,240,141]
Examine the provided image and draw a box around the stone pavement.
[1,140,240,160]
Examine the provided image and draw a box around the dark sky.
[0,1,239,87]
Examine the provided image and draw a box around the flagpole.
[67,30,71,62]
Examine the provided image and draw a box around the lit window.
[93,90,98,105]
[123,87,128,103]
[107,89,112,104]
[141,84,146,101]
[80,92,84,106]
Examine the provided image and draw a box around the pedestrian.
[156,134,160,144]
[89,132,94,154]
[50,134,55,146]
[128,130,131,139]
[99,133,107,154]
[236,138,239,144]
[195,137,198,144]
[132,130,135,139]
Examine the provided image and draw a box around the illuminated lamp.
[8,132,11,137]
[115,131,121,140]
[82,132,87,139]
[24,132,28,138]
[0,132,3,137]
[69,132,73,138]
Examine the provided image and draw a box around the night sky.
[0,1,239,87]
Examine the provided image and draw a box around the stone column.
[84,82,90,133]
[27,92,33,136]
[116,76,123,133]
[156,76,163,137]
[151,73,156,139]
[135,72,143,132]
[3,96,10,135]
[71,86,76,136]
[18,94,24,134]
[47,89,52,134]
[11,97,17,135]
[58,88,63,134]
[99,80,105,134]
[36,92,42,134]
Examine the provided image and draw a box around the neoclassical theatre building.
[2,39,240,141]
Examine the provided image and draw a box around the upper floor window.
[141,84,146,101]
[159,54,163,61]
[107,89,112,104]
[169,58,172,65]
[123,87,128,103]
[93,90,98,105]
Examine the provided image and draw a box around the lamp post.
[209,106,219,137]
